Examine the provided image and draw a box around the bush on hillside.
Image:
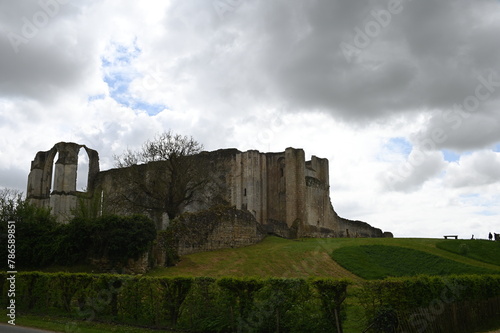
[0,194,156,269]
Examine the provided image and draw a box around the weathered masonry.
[27,142,390,239]
[26,142,99,222]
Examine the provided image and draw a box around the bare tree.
[113,131,207,221]
[0,188,22,222]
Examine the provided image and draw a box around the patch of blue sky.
[459,193,496,209]
[459,193,480,199]
[88,94,105,102]
[442,149,460,162]
[131,101,166,115]
[494,143,500,152]
[387,137,412,157]
[476,210,497,216]
[101,58,112,67]
[114,43,140,64]
[101,42,166,116]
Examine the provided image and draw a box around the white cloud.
[1,0,500,239]
[445,151,500,188]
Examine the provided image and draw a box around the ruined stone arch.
[76,146,95,192]
[27,142,99,222]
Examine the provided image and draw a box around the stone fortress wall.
[27,142,390,244]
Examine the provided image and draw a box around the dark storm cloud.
[159,0,500,138]
[0,0,94,102]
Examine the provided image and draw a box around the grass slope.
[149,236,362,280]
[436,240,500,266]
[148,236,500,280]
[331,245,498,280]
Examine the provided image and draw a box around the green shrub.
[1,213,156,270]
[88,215,157,263]
[217,277,264,331]
[177,277,230,332]
[158,277,193,326]
[310,278,351,332]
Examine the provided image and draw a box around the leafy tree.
[1,188,24,222]
[1,188,156,269]
[88,215,157,262]
[113,131,208,221]
[0,188,59,269]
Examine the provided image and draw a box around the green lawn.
[436,239,500,266]
[331,244,499,280]
[147,236,500,280]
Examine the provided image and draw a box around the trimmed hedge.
[3,272,499,332]
[0,272,349,333]
[359,275,500,333]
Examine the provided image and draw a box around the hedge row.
[359,275,500,333]
[3,273,500,332]
[0,272,350,333]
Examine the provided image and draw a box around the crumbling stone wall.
[337,217,384,238]
[169,206,266,256]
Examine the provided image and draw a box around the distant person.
[471,234,475,240]
[489,232,493,241]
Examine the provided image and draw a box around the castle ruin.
[27,142,390,242]
[26,142,100,222]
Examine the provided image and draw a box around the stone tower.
[229,148,338,237]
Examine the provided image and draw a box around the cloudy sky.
[1,0,500,238]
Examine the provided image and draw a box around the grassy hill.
[436,239,500,266]
[148,236,500,280]
[331,244,498,279]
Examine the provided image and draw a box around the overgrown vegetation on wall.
[0,192,156,270]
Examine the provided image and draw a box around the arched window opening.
[77,148,89,192]
[51,152,59,194]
